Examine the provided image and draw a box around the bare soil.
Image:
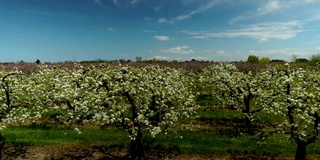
[2,144,301,160]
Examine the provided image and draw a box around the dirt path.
[4,144,126,160]
[2,144,301,160]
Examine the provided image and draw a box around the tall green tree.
[135,56,142,62]
[247,55,259,63]
[309,53,320,65]
[259,57,270,63]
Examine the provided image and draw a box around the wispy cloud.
[229,16,244,25]
[175,0,221,21]
[258,0,281,14]
[21,10,71,18]
[153,56,169,60]
[301,41,320,45]
[144,17,151,21]
[107,27,117,32]
[305,13,320,22]
[182,21,305,42]
[153,35,172,41]
[157,18,173,23]
[246,48,318,60]
[161,45,195,54]
[109,0,140,7]
[93,0,107,7]
[113,0,119,5]
[131,0,139,4]
[156,0,223,23]
[257,0,318,14]
[94,0,101,5]
[229,0,319,25]
[215,50,225,54]
[158,18,167,23]
[153,5,162,12]
[144,30,155,33]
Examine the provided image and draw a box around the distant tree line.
[247,53,320,65]
[29,53,320,66]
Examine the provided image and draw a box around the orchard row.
[0,63,318,160]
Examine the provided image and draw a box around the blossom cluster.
[200,63,320,143]
[259,64,320,142]
[199,63,264,128]
[2,64,197,140]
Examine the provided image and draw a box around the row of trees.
[0,63,319,159]
[199,63,320,160]
[0,64,196,160]
[247,53,320,64]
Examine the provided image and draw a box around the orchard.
[0,62,318,160]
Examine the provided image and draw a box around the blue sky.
[1,0,320,62]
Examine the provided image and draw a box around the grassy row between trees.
[2,109,320,159]
[0,62,319,159]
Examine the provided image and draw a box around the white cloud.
[198,49,248,62]
[258,0,281,14]
[157,18,172,23]
[301,41,319,45]
[182,21,305,42]
[21,10,69,17]
[175,0,221,21]
[113,0,119,5]
[156,0,223,23]
[144,30,155,33]
[158,18,167,23]
[131,0,139,4]
[247,48,316,61]
[107,27,117,32]
[94,0,103,6]
[229,0,319,25]
[190,56,210,60]
[152,55,203,61]
[229,16,244,25]
[216,50,225,54]
[144,17,151,21]
[175,15,190,21]
[161,45,195,54]
[153,35,172,41]
[153,56,169,60]
[287,0,317,6]
[258,0,318,15]
[306,13,320,22]
[153,3,163,12]
[152,46,320,62]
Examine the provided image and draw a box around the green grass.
[150,130,320,156]
[2,124,129,147]
[196,108,285,123]
[195,95,286,124]
[173,131,292,155]
[195,95,221,107]
[2,123,320,157]
[0,107,318,158]
[254,112,285,123]
[196,109,244,122]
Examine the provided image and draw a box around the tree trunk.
[243,97,252,134]
[125,91,144,160]
[0,134,4,160]
[295,142,307,160]
[129,130,144,160]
